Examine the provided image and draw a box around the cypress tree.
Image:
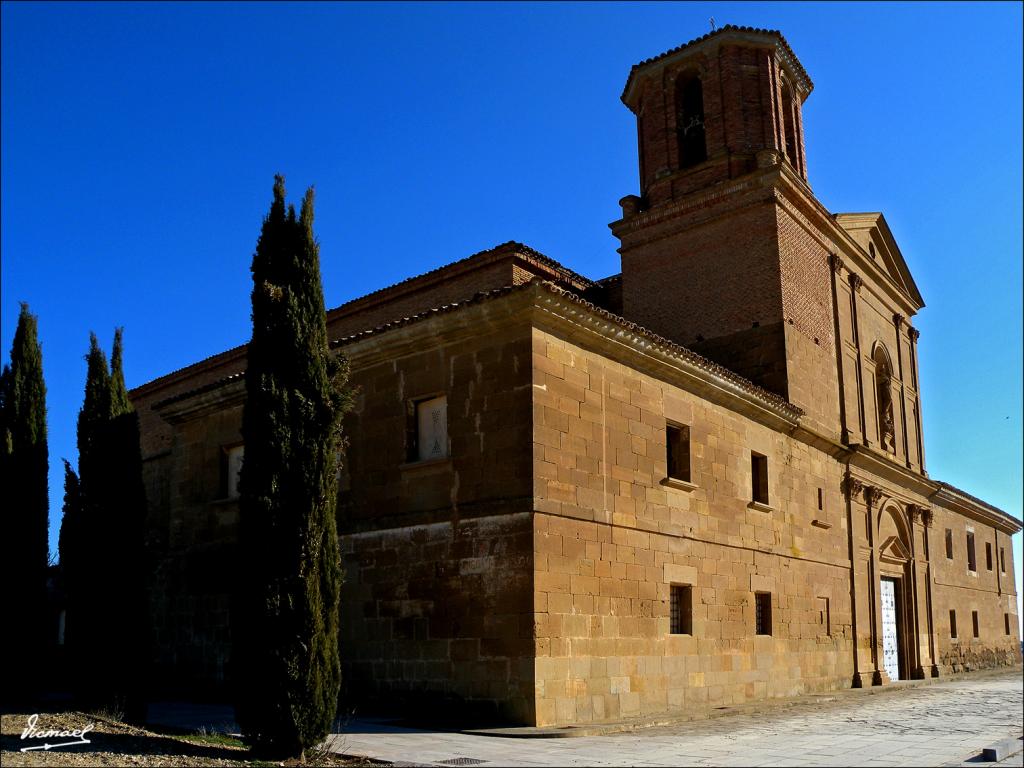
[104,328,149,721]
[61,330,148,717]
[0,304,49,700]
[235,176,351,757]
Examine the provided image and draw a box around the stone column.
[893,314,912,468]
[907,504,928,678]
[865,485,889,685]
[908,327,926,475]
[920,507,940,677]
[849,274,869,446]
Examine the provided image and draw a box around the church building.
[131,25,1021,726]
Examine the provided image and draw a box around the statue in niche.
[874,347,896,453]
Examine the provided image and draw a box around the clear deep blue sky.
[2,2,1022,618]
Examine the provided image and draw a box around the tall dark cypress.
[104,328,149,720]
[235,176,351,757]
[63,333,112,707]
[0,304,49,700]
[61,330,148,717]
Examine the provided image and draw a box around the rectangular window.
[666,424,691,483]
[755,592,772,636]
[670,584,692,635]
[751,452,769,505]
[985,542,993,571]
[949,609,957,639]
[224,444,244,499]
[817,488,823,511]
[972,610,980,639]
[1001,547,1006,573]
[1006,614,1012,636]
[409,395,448,462]
[945,529,953,560]
[966,532,977,572]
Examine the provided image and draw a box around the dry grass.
[1,710,368,767]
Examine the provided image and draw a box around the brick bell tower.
[611,25,840,435]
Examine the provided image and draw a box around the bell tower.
[611,26,840,435]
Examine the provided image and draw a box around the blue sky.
[2,2,1022,621]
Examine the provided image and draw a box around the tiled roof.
[130,241,592,396]
[935,481,1020,526]
[153,371,244,410]
[325,241,594,315]
[621,24,813,104]
[154,279,804,420]
[332,279,804,420]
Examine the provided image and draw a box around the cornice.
[154,374,245,424]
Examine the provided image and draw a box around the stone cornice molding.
[154,375,245,424]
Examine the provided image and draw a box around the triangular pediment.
[834,212,925,309]
[879,534,911,565]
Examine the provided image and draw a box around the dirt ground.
[0,710,362,767]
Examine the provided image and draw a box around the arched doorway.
[876,503,916,682]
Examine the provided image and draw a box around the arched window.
[873,345,896,453]
[675,73,707,169]
[781,79,797,165]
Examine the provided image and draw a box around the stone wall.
[929,503,1021,672]
[337,304,537,723]
[529,324,854,726]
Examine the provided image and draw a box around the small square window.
[409,395,448,462]
[666,424,691,483]
[944,529,953,560]
[972,610,980,639]
[224,444,244,499]
[966,532,977,572]
[985,542,993,571]
[949,609,957,639]
[670,584,692,635]
[755,592,772,636]
[751,452,769,505]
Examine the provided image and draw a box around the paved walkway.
[327,672,1024,767]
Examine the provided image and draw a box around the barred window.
[755,592,772,636]
[670,584,692,635]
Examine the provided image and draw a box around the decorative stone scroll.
[920,507,933,527]
[843,474,864,499]
[892,313,904,328]
[908,327,920,342]
[849,273,863,293]
[864,485,884,508]
[829,252,845,274]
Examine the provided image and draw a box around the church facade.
[131,26,1021,726]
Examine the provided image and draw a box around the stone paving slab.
[328,671,1024,767]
